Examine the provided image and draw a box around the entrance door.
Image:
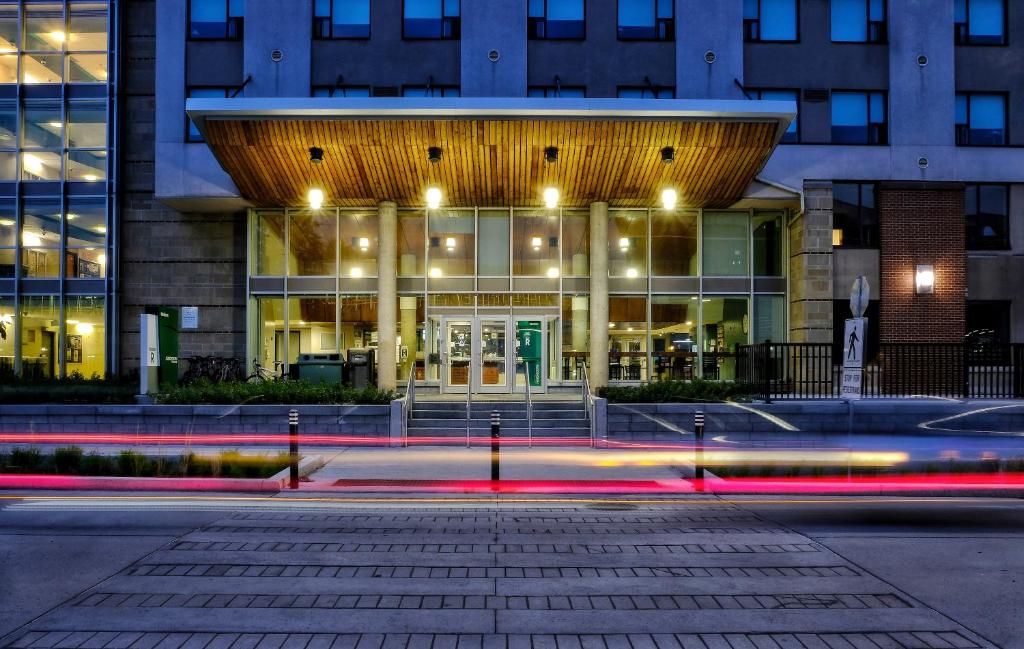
[441,319,472,393]
[439,316,549,394]
[477,318,511,393]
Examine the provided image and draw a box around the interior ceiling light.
[531,236,543,250]
[546,267,559,278]
[358,237,370,251]
[619,237,630,250]
[309,146,324,164]
[429,267,443,278]
[661,188,678,211]
[427,146,443,163]
[445,237,456,251]
[544,146,558,164]
[661,146,675,164]
[350,267,363,278]
[308,188,324,210]
[426,186,442,209]
[626,267,639,278]
[543,187,559,209]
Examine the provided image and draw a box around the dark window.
[831,91,887,144]
[965,183,1010,250]
[832,182,878,248]
[403,0,460,39]
[618,0,673,40]
[402,85,460,97]
[955,0,1006,45]
[189,0,244,39]
[750,89,799,143]
[744,0,798,42]
[311,86,371,97]
[529,0,585,39]
[186,87,232,142]
[831,0,886,43]
[956,93,1007,145]
[314,0,370,39]
[833,300,879,362]
[966,300,1011,344]
[618,86,674,99]
[527,86,585,98]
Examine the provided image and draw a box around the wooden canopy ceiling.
[191,99,791,209]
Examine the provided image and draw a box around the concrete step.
[406,427,591,439]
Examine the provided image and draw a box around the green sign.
[516,320,542,387]
[145,306,179,386]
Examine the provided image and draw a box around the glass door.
[441,318,472,393]
[477,318,511,393]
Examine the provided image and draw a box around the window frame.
[749,88,800,143]
[528,0,587,41]
[616,0,674,42]
[964,183,1010,251]
[830,0,887,44]
[744,0,800,43]
[185,86,233,143]
[955,0,1008,46]
[401,84,461,97]
[831,181,879,249]
[617,85,675,99]
[527,85,586,98]
[401,0,460,40]
[187,0,244,41]
[830,90,888,145]
[313,0,371,40]
[955,92,1008,147]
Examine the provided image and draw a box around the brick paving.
[0,498,996,649]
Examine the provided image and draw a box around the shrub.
[54,446,83,474]
[598,379,758,403]
[81,453,116,476]
[9,447,42,471]
[157,379,396,405]
[118,450,145,477]
[0,374,136,405]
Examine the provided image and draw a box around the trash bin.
[347,348,376,388]
[294,352,346,383]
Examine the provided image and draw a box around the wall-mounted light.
[426,186,442,209]
[915,264,935,294]
[661,188,677,211]
[358,237,370,251]
[543,187,559,209]
[308,188,324,210]
[531,236,543,250]
[445,237,456,251]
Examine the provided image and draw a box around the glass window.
[22,53,62,84]
[513,210,559,277]
[190,0,244,39]
[403,0,460,39]
[753,294,785,344]
[67,52,106,82]
[23,101,62,149]
[339,209,376,278]
[254,209,285,275]
[68,101,106,148]
[832,0,886,43]
[527,86,585,98]
[608,210,647,278]
[0,199,14,278]
[478,208,510,276]
[22,151,61,180]
[398,210,424,276]
[561,294,589,381]
[287,296,337,364]
[427,208,474,277]
[652,209,698,276]
[339,294,377,351]
[651,295,696,381]
[69,2,108,51]
[956,93,1006,146]
[288,209,337,276]
[966,300,1010,344]
[609,295,647,381]
[20,295,59,379]
[25,3,64,51]
[314,0,370,39]
[0,99,15,146]
[0,295,11,377]
[832,182,878,248]
[701,296,748,381]
[831,91,887,144]
[750,89,799,143]
[22,197,61,277]
[618,0,673,40]
[955,0,1005,45]
[753,211,784,276]
[401,85,460,97]
[253,297,285,374]
[702,212,749,276]
[744,0,798,42]
[186,88,231,142]
[64,295,104,377]
[66,196,107,278]
[965,184,1009,250]
[0,54,14,83]
[617,86,674,99]
[0,1,17,54]
[398,295,425,380]
[561,209,589,277]
[529,0,585,39]
[66,149,105,181]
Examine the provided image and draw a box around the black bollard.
[490,410,500,483]
[289,408,299,489]
[694,410,705,481]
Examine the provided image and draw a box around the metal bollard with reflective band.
[694,410,705,481]
[490,411,500,483]
[289,409,299,489]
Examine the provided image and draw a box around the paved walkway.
[0,494,998,649]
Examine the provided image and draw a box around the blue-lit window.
[751,89,799,143]
[403,0,460,39]
[314,0,370,39]
[618,0,673,40]
[832,0,886,43]
[527,86,585,98]
[831,91,886,144]
[529,0,585,39]
[832,182,878,248]
[744,0,798,42]
[955,0,1006,45]
[965,184,1010,250]
[312,86,371,97]
[189,0,244,40]
[402,85,460,97]
[186,88,232,142]
[956,93,1006,145]
[618,86,674,99]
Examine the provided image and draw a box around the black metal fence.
[737,342,1024,400]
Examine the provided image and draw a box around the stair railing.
[402,364,415,447]
[523,360,533,448]
[582,364,596,448]
[466,359,472,448]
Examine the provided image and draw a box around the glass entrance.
[439,316,548,394]
[441,319,472,393]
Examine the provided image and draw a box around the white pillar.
[399,296,418,382]
[589,202,609,388]
[377,201,398,389]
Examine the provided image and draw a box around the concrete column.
[788,182,834,344]
[571,296,589,353]
[399,296,418,381]
[377,201,398,390]
[589,202,609,389]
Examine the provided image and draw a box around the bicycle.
[247,358,285,382]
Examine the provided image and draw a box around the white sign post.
[841,276,870,400]
[139,313,159,396]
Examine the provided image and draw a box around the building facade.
[54,0,1024,392]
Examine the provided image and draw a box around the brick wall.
[878,183,966,343]
[119,0,247,372]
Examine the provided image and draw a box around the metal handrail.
[582,364,596,448]
[523,359,533,448]
[401,364,415,447]
[466,359,472,448]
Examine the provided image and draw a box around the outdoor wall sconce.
[915,264,935,294]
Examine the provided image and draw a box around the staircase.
[406,398,591,444]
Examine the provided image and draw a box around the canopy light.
[358,237,370,251]
[915,264,935,294]
[531,236,543,250]
[308,188,324,209]
[426,186,442,209]
[309,146,324,164]
[427,146,443,163]
[661,188,678,210]
[546,267,559,278]
[544,146,558,164]
[661,146,675,164]
[543,187,559,209]
[445,237,456,251]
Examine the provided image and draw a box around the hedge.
[598,379,758,403]
[156,379,396,405]
[1,447,290,478]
